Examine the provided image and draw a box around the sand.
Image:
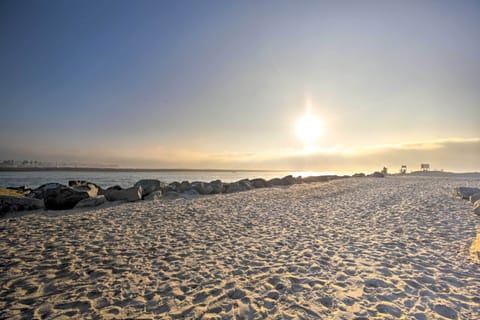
[1,176,479,319]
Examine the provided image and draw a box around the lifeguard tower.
[420,163,430,172]
[400,165,407,174]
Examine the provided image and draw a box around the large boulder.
[74,195,106,208]
[69,180,104,196]
[455,187,480,200]
[44,186,89,210]
[368,172,385,178]
[225,180,253,193]
[28,183,65,199]
[144,191,163,201]
[210,180,223,194]
[268,178,283,186]
[0,189,44,214]
[134,179,164,197]
[303,176,329,183]
[470,193,480,204]
[281,175,296,185]
[71,183,99,198]
[192,182,214,195]
[251,178,269,188]
[353,173,366,178]
[104,186,143,202]
[239,179,253,190]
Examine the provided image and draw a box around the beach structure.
[381,167,388,175]
[400,165,407,174]
[421,163,430,172]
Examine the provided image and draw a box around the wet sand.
[1,176,479,319]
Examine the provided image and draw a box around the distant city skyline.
[1,0,479,172]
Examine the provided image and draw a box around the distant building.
[400,165,407,174]
[420,163,430,172]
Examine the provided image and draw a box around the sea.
[0,170,341,189]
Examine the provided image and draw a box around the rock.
[353,173,365,177]
[74,195,106,208]
[0,195,44,214]
[281,175,296,185]
[474,200,480,216]
[144,191,163,201]
[69,180,105,196]
[162,191,182,200]
[6,186,32,195]
[134,179,164,197]
[209,180,223,194]
[44,186,89,210]
[238,179,253,191]
[302,176,331,183]
[104,186,143,202]
[225,182,241,193]
[454,187,480,200]
[368,172,385,178]
[192,182,214,195]
[470,192,480,204]
[183,188,201,198]
[179,181,191,192]
[268,178,283,186]
[28,183,65,199]
[107,185,122,191]
[71,183,99,198]
[295,176,303,184]
[166,181,191,193]
[251,178,269,188]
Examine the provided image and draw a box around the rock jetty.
[0,171,387,215]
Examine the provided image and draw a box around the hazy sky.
[1,0,479,172]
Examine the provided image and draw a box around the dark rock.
[238,179,253,190]
[192,182,214,195]
[44,186,89,210]
[368,172,385,178]
[353,173,366,177]
[104,186,143,202]
[183,188,201,198]
[0,195,44,214]
[179,181,191,192]
[251,178,269,188]
[302,176,330,183]
[209,180,223,194]
[281,175,296,185]
[28,183,65,199]
[144,191,163,201]
[71,183,99,198]
[134,179,164,197]
[455,187,480,200]
[470,192,480,204]
[74,196,106,208]
[107,185,122,191]
[162,191,181,200]
[268,178,283,186]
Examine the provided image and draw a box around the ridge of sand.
[1,176,479,319]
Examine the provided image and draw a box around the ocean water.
[0,170,338,189]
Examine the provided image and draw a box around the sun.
[296,105,323,146]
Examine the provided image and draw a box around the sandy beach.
[1,176,479,319]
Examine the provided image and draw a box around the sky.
[0,0,479,172]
